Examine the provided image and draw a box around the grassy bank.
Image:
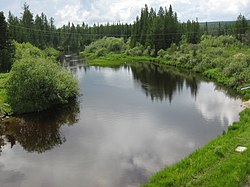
[0,73,12,115]
[142,109,250,187]
[81,52,156,67]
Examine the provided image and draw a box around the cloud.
[0,0,249,27]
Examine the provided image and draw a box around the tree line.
[6,3,133,53]
[1,3,249,67]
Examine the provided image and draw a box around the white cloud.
[0,0,249,26]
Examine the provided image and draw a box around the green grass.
[141,109,250,187]
[0,73,12,115]
[81,52,156,67]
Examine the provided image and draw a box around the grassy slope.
[81,52,156,67]
[0,73,12,115]
[142,109,250,187]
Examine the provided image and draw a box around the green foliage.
[130,5,183,52]
[0,12,15,72]
[14,42,45,60]
[95,47,108,57]
[6,45,78,113]
[125,43,144,56]
[84,37,127,55]
[158,35,250,97]
[157,49,166,57]
[234,14,248,41]
[82,53,155,67]
[14,42,60,62]
[43,47,60,61]
[0,73,12,114]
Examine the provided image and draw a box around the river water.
[0,62,243,187]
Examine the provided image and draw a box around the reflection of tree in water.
[0,99,80,153]
[129,63,199,102]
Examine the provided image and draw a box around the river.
[0,61,243,187]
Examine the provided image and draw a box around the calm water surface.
[0,63,243,187]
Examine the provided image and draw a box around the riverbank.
[142,108,250,186]
[81,49,250,187]
[80,52,156,67]
[0,73,12,117]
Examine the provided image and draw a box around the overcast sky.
[1,0,250,27]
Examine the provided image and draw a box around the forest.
[2,3,249,55]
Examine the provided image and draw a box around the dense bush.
[95,47,108,57]
[43,47,60,61]
[6,55,78,113]
[125,43,144,56]
[84,37,127,55]
[159,35,250,92]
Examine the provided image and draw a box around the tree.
[185,19,200,44]
[20,3,34,43]
[0,11,15,72]
[234,14,248,41]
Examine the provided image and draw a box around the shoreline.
[82,54,250,186]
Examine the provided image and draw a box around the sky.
[0,0,250,27]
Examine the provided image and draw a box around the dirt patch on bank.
[242,100,250,108]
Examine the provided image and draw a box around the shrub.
[107,39,125,53]
[14,42,45,60]
[223,61,248,77]
[157,49,166,57]
[43,47,60,61]
[95,47,108,57]
[84,37,127,54]
[143,46,151,56]
[6,57,78,113]
[125,43,144,56]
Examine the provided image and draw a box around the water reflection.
[0,99,79,153]
[130,63,199,102]
[0,164,26,187]
[0,63,243,187]
[195,83,242,125]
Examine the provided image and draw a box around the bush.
[95,47,108,57]
[125,43,144,56]
[84,37,127,54]
[107,39,125,53]
[157,49,166,57]
[43,47,60,61]
[14,42,45,60]
[6,57,78,113]
[223,61,248,77]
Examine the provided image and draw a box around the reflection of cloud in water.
[195,83,242,126]
[0,66,243,187]
[0,164,25,186]
[100,67,134,89]
[71,107,199,187]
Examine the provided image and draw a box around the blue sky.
[0,0,249,27]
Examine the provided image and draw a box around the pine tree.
[0,12,15,72]
[20,3,34,43]
[235,14,248,41]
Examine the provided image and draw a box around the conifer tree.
[0,12,15,72]
[234,14,248,41]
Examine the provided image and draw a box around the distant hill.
[199,20,250,35]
